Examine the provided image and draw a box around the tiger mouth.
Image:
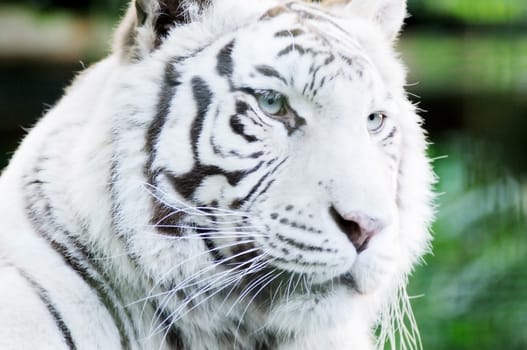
[356,236,372,253]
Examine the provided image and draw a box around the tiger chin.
[0,0,434,349]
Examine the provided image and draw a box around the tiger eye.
[367,112,387,133]
[257,91,287,116]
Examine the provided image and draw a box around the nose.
[329,206,387,253]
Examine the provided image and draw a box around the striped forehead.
[232,2,376,94]
[260,2,367,57]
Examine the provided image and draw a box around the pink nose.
[329,207,387,253]
[341,211,386,237]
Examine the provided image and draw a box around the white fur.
[0,0,434,349]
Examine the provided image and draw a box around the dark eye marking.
[229,115,258,143]
[381,127,397,142]
[237,88,306,135]
[255,65,288,85]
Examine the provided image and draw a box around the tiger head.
[111,0,434,344]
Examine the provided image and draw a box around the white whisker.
[149,224,265,231]
[233,270,282,348]
[143,183,251,218]
[142,245,267,332]
[129,239,260,307]
[150,254,271,340]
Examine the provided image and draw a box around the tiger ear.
[114,0,209,61]
[323,0,407,41]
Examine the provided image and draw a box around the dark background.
[1,1,526,348]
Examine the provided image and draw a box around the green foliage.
[90,0,127,17]
[400,34,527,94]
[408,137,527,350]
[409,0,527,25]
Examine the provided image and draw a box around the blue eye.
[257,91,286,116]
[367,112,386,133]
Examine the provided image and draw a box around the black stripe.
[236,100,249,115]
[260,5,289,20]
[339,53,353,67]
[256,65,287,85]
[274,28,305,38]
[142,59,185,238]
[275,233,328,252]
[200,231,226,264]
[381,126,397,143]
[168,165,245,200]
[184,83,255,171]
[230,169,273,209]
[209,108,263,158]
[165,77,265,200]
[246,158,288,208]
[190,76,213,157]
[272,256,331,267]
[230,157,285,209]
[145,60,182,173]
[18,269,77,350]
[236,100,270,128]
[254,179,275,201]
[277,43,329,59]
[166,160,264,201]
[286,3,351,36]
[277,44,306,57]
[229,114,258,143]
[255,65,288,85]
[24,165,134,348]
[151,301,187,350]
[323,54,335,66]
[149,198,186,235]
[319,76,326,89]
[109,158,143,264]
[302,83,308,96]
[216,39,235,78]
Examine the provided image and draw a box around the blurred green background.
[0,1,526,349]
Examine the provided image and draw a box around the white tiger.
[0,0,435,349]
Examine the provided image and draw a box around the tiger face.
[112,0,433,342]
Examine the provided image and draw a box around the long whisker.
[130,240,261,327]
[144,245,265,330]
[143,183,251,218]
[150,224,265,231]
[234,270,282,347]
[148,229,269,240]
[129,239,259,307]
[150,204,251,227]
[226,267,275,317]
[151,254,271,341]
[167,258,268,323]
